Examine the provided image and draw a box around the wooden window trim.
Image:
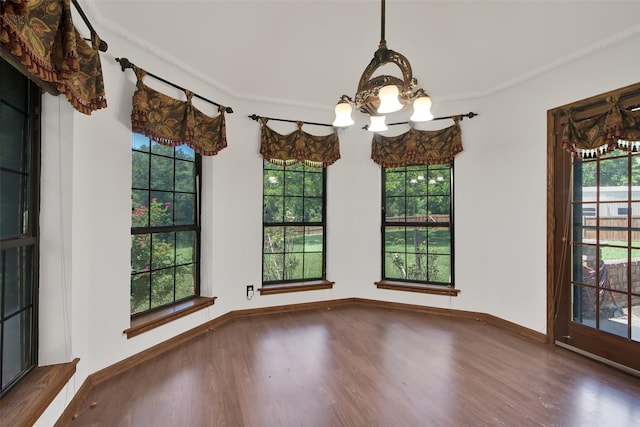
[124,296,216,339]
[259,280,334,295]
[375,280,460,297]
[0,358,79,427]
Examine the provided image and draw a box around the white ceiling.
[86,1,640,110]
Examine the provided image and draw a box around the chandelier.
[332,0,433,131]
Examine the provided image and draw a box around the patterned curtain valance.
[561,97,640,158]
[259,118,341,168]
[0,0,106,114]
[131,66,227,156]
[371,116,463,167]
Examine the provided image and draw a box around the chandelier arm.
[361,112,478,130]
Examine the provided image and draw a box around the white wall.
[34,24,640,425]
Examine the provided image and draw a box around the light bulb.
[332,100,354,127]
[367,115,388,132]
[410,95,434,122]
[377,85,403,114]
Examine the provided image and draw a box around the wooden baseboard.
[56,299,546,425]
[54,375,95,427]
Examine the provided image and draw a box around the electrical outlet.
[246,285,254,300]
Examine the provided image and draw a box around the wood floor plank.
[67,305,640,426]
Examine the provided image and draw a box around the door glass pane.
[598,290,627,338]
[573,284,597,328]
[632,295,640,342]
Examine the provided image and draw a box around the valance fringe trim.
[561,97,640,158]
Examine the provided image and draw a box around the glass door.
[550,83,640,372]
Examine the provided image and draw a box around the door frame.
[547,82,640,371]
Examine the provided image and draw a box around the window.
[382,164,454,286]
[262,162,326,285]
[0,58,41,397]
[131,134,200,316]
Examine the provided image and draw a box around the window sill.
[124,296,216,339]
[259,280,334,295]
[0,358,79,427]
[375,280,460,296]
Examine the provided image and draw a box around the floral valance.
[561,97,640,158]
[131,66,227,156]
[0,0,107,114]
[259,118,340,168]
[371,116,463,167]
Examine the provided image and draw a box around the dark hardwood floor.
[68,305,640,426]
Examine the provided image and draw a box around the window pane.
[0,107,27,172]
[304,172,322,197]
[131,190,150,227]
[152,232,175,269]
[131,272,150,315]
[175,264,195,300]
[175,145,195,161]
[429,254,452,283]
[284,253,303,280]
[263,253,284,282]
[132,151,149,189]
[175,159,195,192]
[385,169,406,197]
[303,252,322,278]
[428,227,451,254]
[132,133,151,152]
[0,171,26,238]
[2,310,33,389]
[174,193,195,225]
[0,60,28,110]
[264,226,285,253]
[176,231,196,265]
[2,247,33,318]
[285,226,304,253]
[150,155,174,191]
[264,170,284,195]
[385,252,407,280]
[149,192,174,226]
[304,197,322,222]
[284,196,303,222]
[151,268,175,309]
[131,234,150,273]
[385,196,405,222]
[285,169,303,196]
[304,226,323,252]
[263,196,284,222]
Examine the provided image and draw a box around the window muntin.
[382,164,453,285]
[0,58,40,397]
[131,133,200,316]
[262,162,326,284]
